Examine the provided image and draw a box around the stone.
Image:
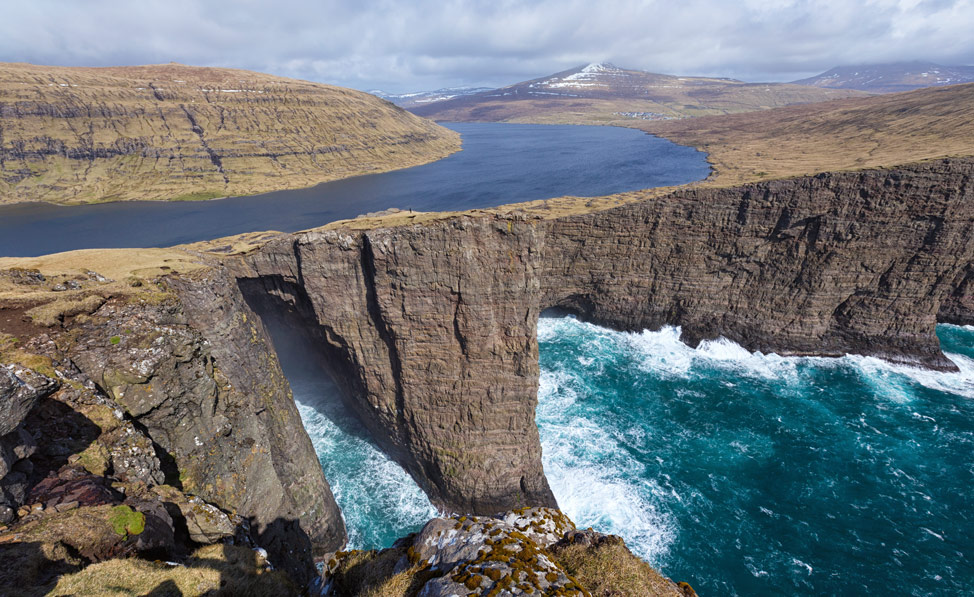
[0,365,58,515]
[178,496,236,544]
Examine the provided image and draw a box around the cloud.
[1,0,972,91]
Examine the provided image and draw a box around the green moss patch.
[108,505,145,537]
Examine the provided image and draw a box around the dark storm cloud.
[2,0,972,92]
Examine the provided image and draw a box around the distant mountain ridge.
[792,61,974,93]
[370,87,493,108]
[409,62,868,124]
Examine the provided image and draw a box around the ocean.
[289,318,974,595]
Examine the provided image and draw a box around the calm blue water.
[0,122,709,257]
[537,317,974,596]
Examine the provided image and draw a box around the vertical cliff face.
[238,157,974,517]
[542,158,974,370]
[54,266,346,583]
[241,217,556,515]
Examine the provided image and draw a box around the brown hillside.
[640,82,974,186]
[0,63,460,205]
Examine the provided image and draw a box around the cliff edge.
[231,156,974,517]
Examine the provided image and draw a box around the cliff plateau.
[234,156,974,519]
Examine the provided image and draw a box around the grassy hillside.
[351,82,974,223]
[0,63,460,205]
[410,63,868,124]
[640,82,974,186]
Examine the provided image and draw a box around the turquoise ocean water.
[289,319,973,595]
[537,317,974,596]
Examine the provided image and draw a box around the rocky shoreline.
[1,157,973,594]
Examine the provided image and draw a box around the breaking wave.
[537,316,974,596]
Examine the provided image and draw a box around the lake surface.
[0,122,710,257]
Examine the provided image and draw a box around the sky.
[1,0,972,93]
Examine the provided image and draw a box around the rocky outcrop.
[0,365,58,523]
[322,508,692,597]
[235,157,974,518]
[60,268,346,583]
[0,264,346,587]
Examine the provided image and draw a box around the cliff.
[2,157,973,591]
[0,255,344,590]
[231,156,974,519]
[0,62,460,205]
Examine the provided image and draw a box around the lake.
[0,122,710,257]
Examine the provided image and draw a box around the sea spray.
[266,320,439,551]
[292,375,438,550]
[537,316,974,596]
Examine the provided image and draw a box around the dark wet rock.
[27,467,120,510]
[1,365,58,517]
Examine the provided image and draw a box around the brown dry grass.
[641,82,974,186]
[47,544,295,596]
[326,548,438,597]
[321,83,974,229]
[0,62,460,205]
[552,541,687,597]
[0,247,208,302]
[0,247,213,331]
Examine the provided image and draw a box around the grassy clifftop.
[0,63,460,205]
[640,82,974,187]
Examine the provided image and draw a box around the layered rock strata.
[2,157,972,591]
[0,62,460,205]
[236,157,974,517]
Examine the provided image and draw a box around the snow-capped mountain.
[369,87,492,108]
[408,62,867,122]
[792,62,974,93]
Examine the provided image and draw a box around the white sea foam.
[293,379,437,549]
[541,316,974,400]
[539,419,677,563]
[535,316,974,579]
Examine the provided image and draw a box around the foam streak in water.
[292,378,437,550]
[537,316,974,596]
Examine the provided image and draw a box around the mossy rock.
[108,505,145,537]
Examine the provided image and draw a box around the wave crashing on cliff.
[292,375,437,550]
[537,316,974,596]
